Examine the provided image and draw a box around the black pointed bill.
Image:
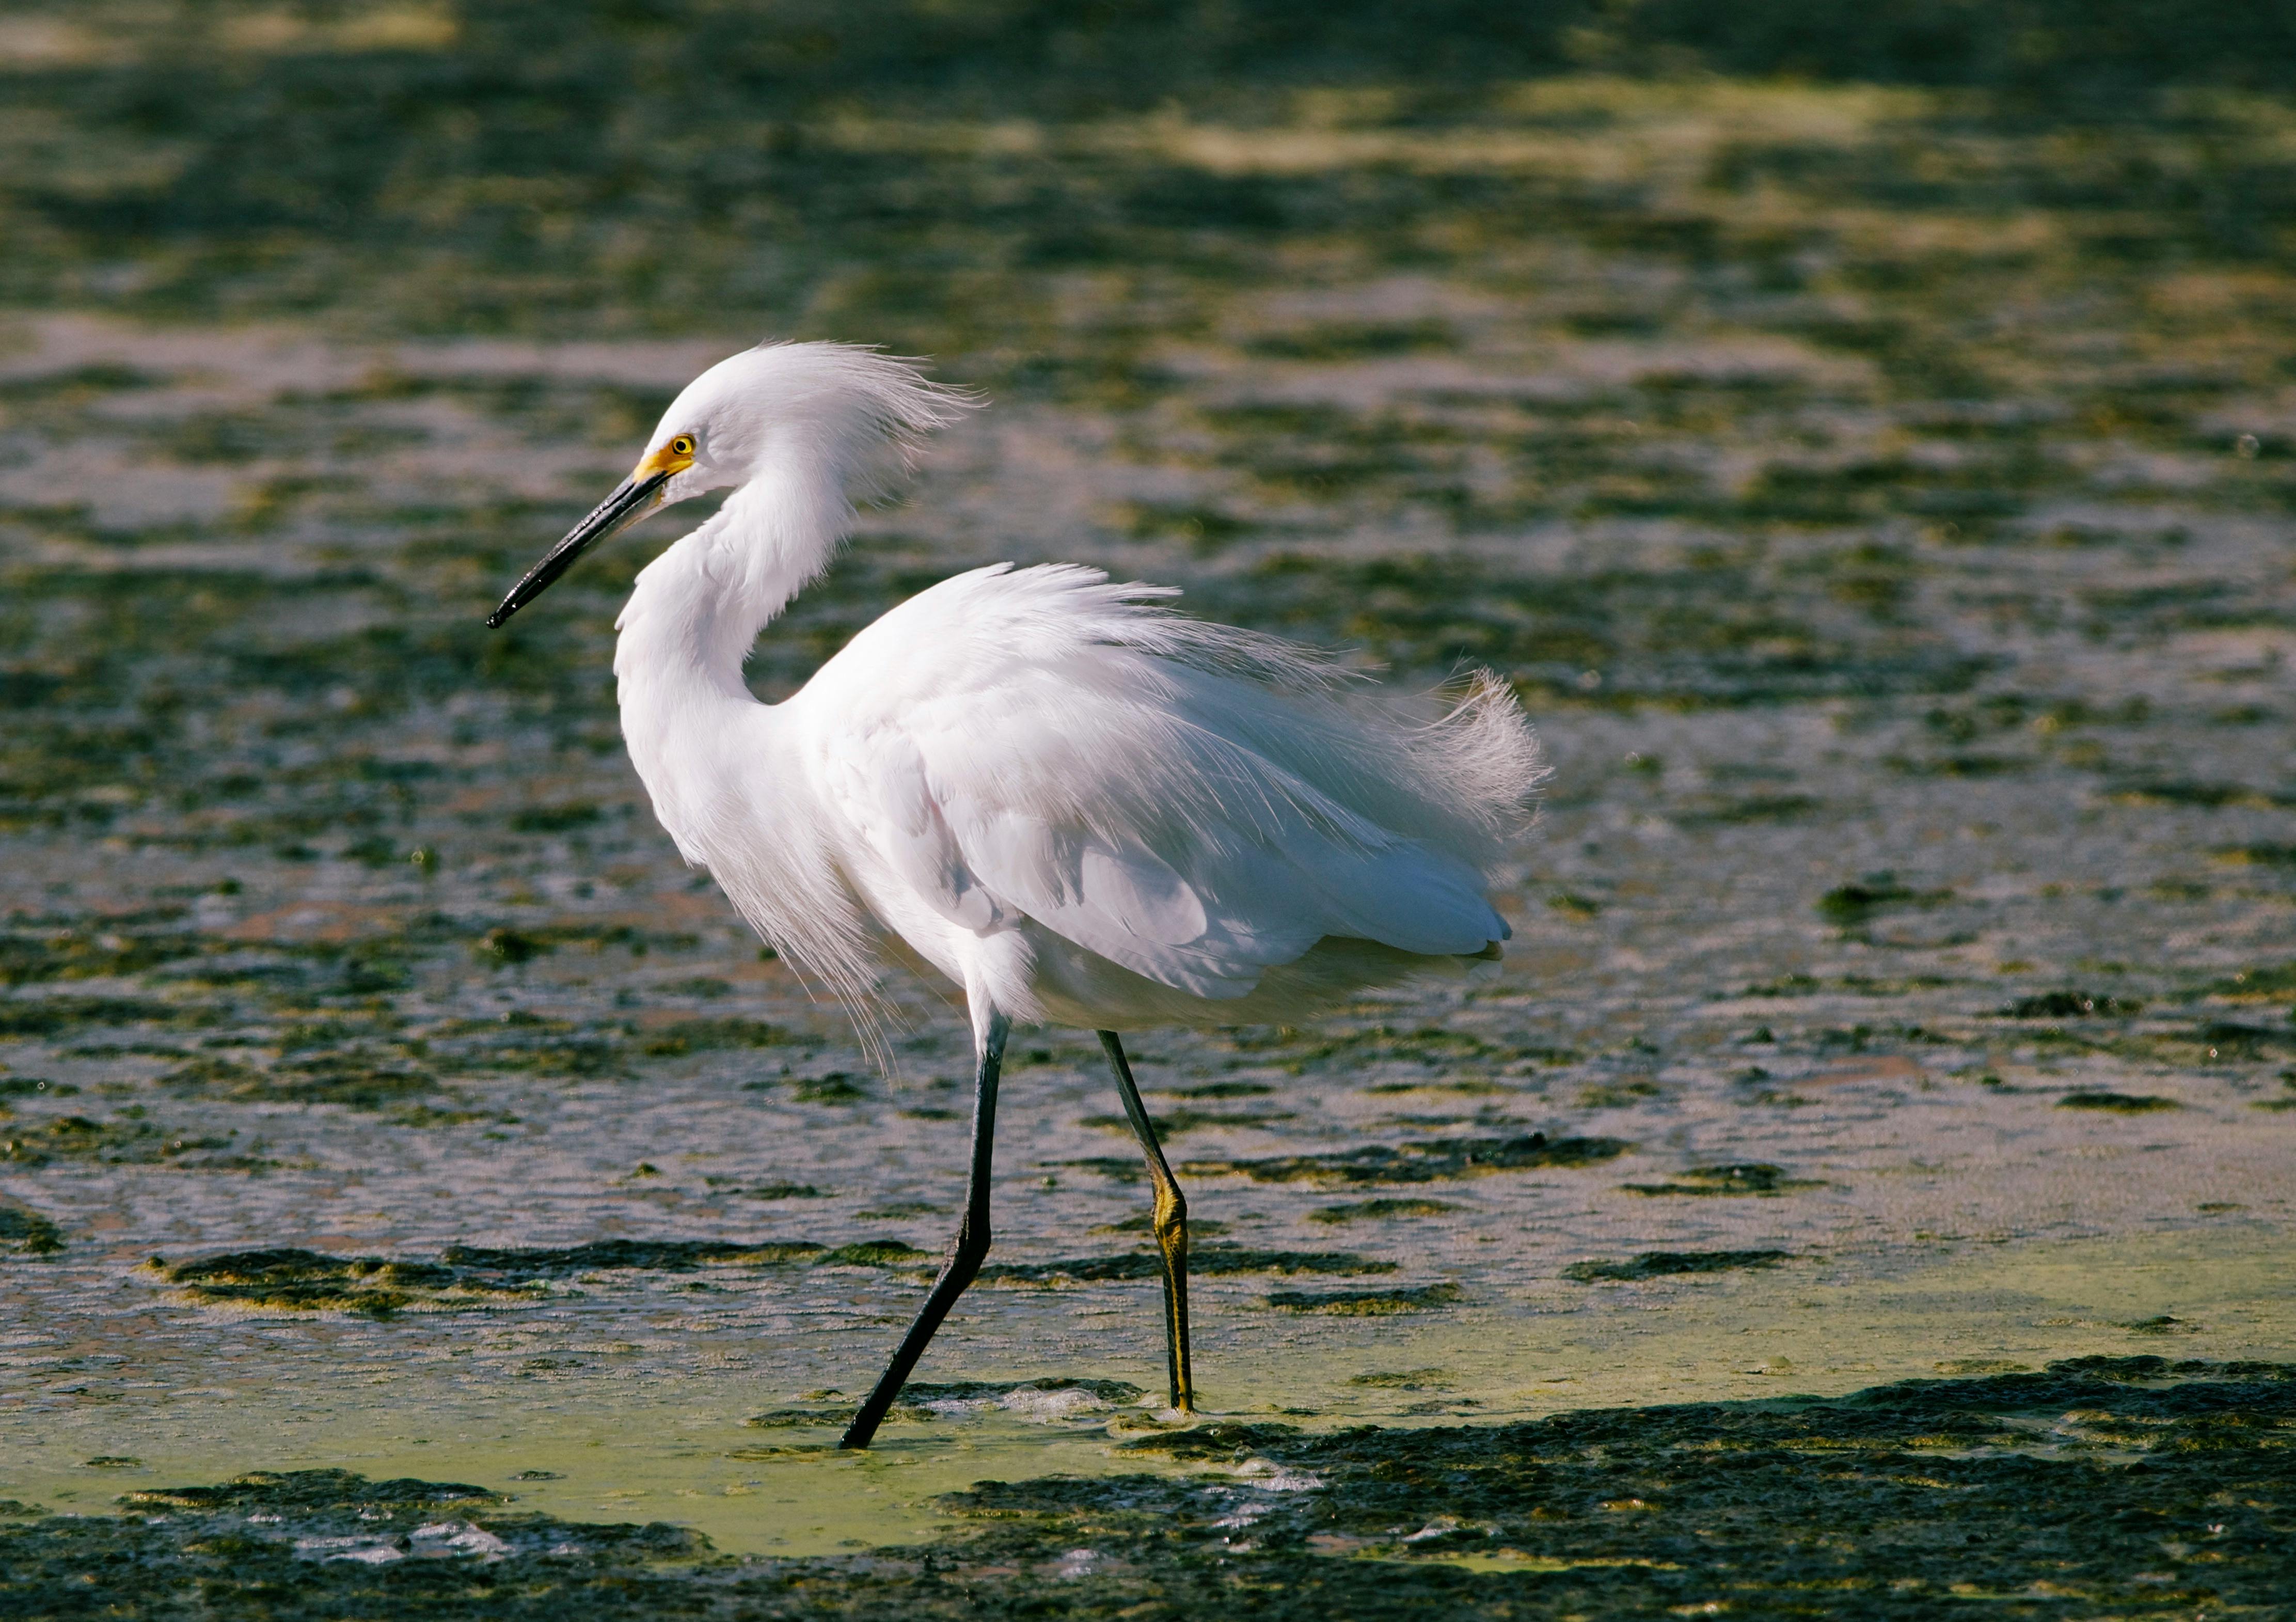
[486,470,670,628]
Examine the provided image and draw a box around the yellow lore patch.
[634,433,695,480]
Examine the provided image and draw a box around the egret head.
[486,342,972,628]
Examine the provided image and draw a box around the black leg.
[1099,1030,1195,1412]
[840,1013,1008,1450]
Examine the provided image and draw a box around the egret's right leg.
[1098,1030,1194,1412]
[840,1009,1009,1451]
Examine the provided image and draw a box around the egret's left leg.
[1099,1030,1194,1412]
[840,1010,1009,1450]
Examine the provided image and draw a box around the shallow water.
[8,1225,2292,1558]
[2,24,2294,1610]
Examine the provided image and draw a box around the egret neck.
[613,457,849,706]
[608,452,858,972]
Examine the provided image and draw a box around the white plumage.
[598,343,1542,1033]
[488,339,1546,1446]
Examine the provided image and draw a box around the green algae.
[388,1105,519,1130]
[442,1240,831,1276]
[2,1114,266,1171]
[1999,990,2145,1018]
[2191,1020,2296,1059]
[1673,792,1821,826]
[0,924,205,985]
[1181,1133,1632,1186]
[0,1204,64,1256]
[1816,876,1953,930]
[815,1240,933,1269]
[2057,1092,2183,1114]
[743,1408,853,1430]
[161,1052,438,1109]
[793,1073,872,1103]
[158,1250,506,1319]
[636,1017,793,1053]
[2212,964,2296,1001]
[1563,1250,1793,1282]
[2114,779,2292,810]
[1364,1078,1517,1097]
[1146,1080,1275,1099]
[1269,1283,1464,1314]
[900,1378,1145,1407]
[506,802,602,834]
[2216,842,2296,868]
[1079,1106,1294,1136]
[1576,1078,1662,1108]
[984,1246,1394,1285]
[1349,1368,1454,1389]
[472,928,547,966]
[1620,1163,1825,1197]
[123,1469,498,1517]
[915,1358,2296,1619]
[1276,1025,1574,1073]
[4,1470,707,1618]
[1115,1420,1306,1460]
[1308,1199,1458,1224]
[0,998,191,1037]
[156,1239,849,1316]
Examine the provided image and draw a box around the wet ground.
[3,13,2294,1616]
[6,1358,2293,1618]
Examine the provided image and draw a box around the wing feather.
[799,563,1524,1002]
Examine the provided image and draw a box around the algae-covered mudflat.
[3,4,2294,1614]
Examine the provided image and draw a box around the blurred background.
[4,0,2294,775]
[1,0,2293,1588]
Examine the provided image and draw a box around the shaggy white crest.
[650,340,972,512]
[492,337,1547,1444]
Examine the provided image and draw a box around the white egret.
[487,341,1544,1448]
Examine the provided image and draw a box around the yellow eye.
[670,435,694,456]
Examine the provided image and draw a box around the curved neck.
[613,462,849,705]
